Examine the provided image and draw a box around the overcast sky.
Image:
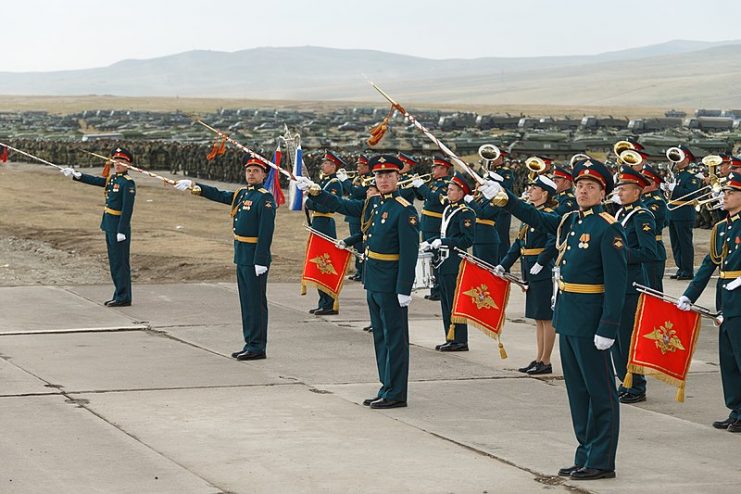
[3,0,740,72]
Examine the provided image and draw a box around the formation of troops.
[43,130,741,482]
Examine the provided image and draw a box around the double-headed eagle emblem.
[463,284,498,310]
[309,253,338,275]
[643,320,685,355]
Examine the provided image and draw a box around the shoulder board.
[567,192,575,197]
[460,205,473,214]
[123,175,134,181]
[258,188,268,194]
[543,207,554,213]
[598,212,617,224]
[395,196,411,207]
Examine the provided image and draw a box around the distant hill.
[1,40,740,106]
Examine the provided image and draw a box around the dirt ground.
[0,162,353,286]
[0,161,712,287]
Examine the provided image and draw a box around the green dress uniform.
[555,188,578,216]
[500,160,627,473]
[668,166,702,278]
[75,162,136,305]
[467,193,501,265]
[642,188,669,291]
[193,180,276,355]
[494,165,514,263]
[683,181,741,424]
[499,203,557,321]
[612,188,659,400]
[344,173,371,279]
[415,169,450,298]
[305,172,343,311]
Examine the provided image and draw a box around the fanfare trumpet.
[613,140,636,156]
[524,156,547,181]
[569,153,591,167]
[666,146,687,164]
[478,144,501,164]
[398,173,432,189]
[617,149,644,166]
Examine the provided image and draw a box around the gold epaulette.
[258,188,268,194]
[544,207,554,213]
[395,196,411,207]
[123,175,134,181]
[599,212,617,224]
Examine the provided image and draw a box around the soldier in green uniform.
[666,145,702,280]
[641,164,669,291]
[338,155,371,282]
[412,156,452,301]
[497,175,558,375]
[611,166,659,404]
[423,172,476,352]
[61,147,136,307]
[553,166,578,216]
[174,155,276,360]
[677,171,741,432]
[397,152,419,205]
[490,150,514,263]
[465,171,501,266]
[480,157,626,480]
[297,155,419,408]
[305,151,345,315]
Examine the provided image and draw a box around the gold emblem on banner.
[310,253,338,275]
[643,321,685,355]
[463,284,498,310]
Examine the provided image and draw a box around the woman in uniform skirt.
[497,175,558,374]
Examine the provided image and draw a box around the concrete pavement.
[0,278,738,493]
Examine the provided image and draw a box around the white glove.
[255,264,268,276]
[336,169,348,182]
[493,265,505,277]
[695,172,705,179]
[116,233,126,242]
[397,294,412,307]
[420,241,431,252]
[665,182,676,192]
[336,239,347,249]
[175,179,193,191]
[594,335,615,350]
[611,193,622,204]
[295,176,315,191]
[480,180,502,200]
[411,178,425,188]
[487,171,504,182]
[464,194,474,203]
[430,239,443,250]
[61,167,81,179]
[676,295,692,311]
[529,262,544,275]
[725,277,741,291]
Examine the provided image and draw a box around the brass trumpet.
[524,156,547,181]
[617,149,644,166]
[338,168,357,178]
[569,153,591,167]
[398,173,432,189]
[613,140,636,156]
[478,144,501,163]
[360,175,376,187]
[666,146,686,164]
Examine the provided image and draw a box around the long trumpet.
[524,156,547,181]
[666,146,687,164]
[613,140,635,156]
[478,143,501,164]
[398,173,432,188]
[569,153,591,167]
[361,175,376,187]
[338,168,358,179]
[617,149,643,166]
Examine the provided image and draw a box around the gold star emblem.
[463,284,498,310]
[643,321,685,355]
[309,253,338,275]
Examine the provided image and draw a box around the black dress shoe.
[425,294,441,301]
[518,360,538,373]
[570,467,615,480]
[362,325,373,332]
[435,341,451,351]
[619,392,646,404]
[527,362,553,375]
[104,299,116,306]
[439,342,469,352]
[369,398,407,409]
[676,275,693,280]
[727,419,741,433]
[558,465,582,477]
[670,274,679,279]
[106,300,131,307]
[362,397,380,406]
[236,351,266,361]
[712,417,735,429]
[313,308,339,316]
[231,350,247,358]
[309,308,320,314]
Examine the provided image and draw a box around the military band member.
[552,166,578,216]
[298,155,419,408]
[497,175,558,375]
[397,152,418,205]
[339,155,371,282]
[423,172,476,352]
[612,166,659,404]
[490,149,514,263]
[305,151,345,315]
[174,155,276,360]
[480,158,626,480]
[61,147,136,307]
[642,164,669,291]
[667,145,702,280]
[465,179,501,266]
[677,172,741,433]
[412,156,452,301]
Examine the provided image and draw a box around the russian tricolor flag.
[289,144,304,211]
[264,145,285,207]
